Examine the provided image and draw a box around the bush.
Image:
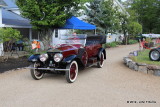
[104,42,119,48]
[0,28,22,51]
[115,41,122,45]
[128,39,138,44]
[145,37,152,43]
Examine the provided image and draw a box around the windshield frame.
[60,34,87,46]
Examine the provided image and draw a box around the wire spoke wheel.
[30,62,44,80]
[150,50,160,61]
[66,61,78,83]
[97,52,104,68]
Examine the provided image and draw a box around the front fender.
[62,55,77,63]
[28,54,40,62]
[98,48,106,59]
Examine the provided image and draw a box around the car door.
[92,41,101,56]
[85,40,94,58]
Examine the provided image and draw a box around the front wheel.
[30,62,44,80]
[65,61,78,83]
[97,52,104,68]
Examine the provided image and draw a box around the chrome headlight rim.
[39,54,48,62]
[54,53,63,62]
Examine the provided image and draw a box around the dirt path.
[0,44,160,107]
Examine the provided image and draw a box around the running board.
[26,67,69,71]
[86,62,98,68]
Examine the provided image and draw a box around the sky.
[121,0,127,2]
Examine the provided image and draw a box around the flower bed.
[123,50,160,76]
[0,56,30,73]
[131,50,160,65]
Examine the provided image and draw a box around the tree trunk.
[39,29,54,50]
[123,29,128,45]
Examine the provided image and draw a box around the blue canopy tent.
[61,16,96,30]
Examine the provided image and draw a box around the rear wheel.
[149,49,160,61]
[97,52,104,68]
[30,62,44,80]
[66,61,78,83]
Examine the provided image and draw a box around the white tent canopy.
[142,34,160,38]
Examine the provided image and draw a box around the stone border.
[123,52,160,76]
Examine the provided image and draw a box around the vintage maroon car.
[28,35,106,83]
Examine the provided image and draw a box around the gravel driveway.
[0,44,160,107]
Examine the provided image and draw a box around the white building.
[0,0,38,56]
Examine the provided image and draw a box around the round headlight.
[54,53,63,62]
[39,54,48,62]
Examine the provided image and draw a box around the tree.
[118,13,129,45]
[128,22,142,37]
[17,0,81,30]
[85,0,104,33]
[85,0,120,34]
[101,0,120,33]
[0,28,22,51]
[16,0,89,48]
[130,0,159,33]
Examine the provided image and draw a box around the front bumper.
[26,67,69,71]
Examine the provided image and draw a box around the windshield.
[60,34,87,46]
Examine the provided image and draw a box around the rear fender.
[98,48,106,59]
[28,54,40,62]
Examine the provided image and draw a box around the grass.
[131,49,160,65]
[103,41,122,48]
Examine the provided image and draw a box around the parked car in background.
[28,34,106,83]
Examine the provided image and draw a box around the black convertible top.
[86,35,106,45]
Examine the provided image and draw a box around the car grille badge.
[49,61,54,67]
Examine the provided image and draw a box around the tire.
[30,62,44,80]
[149,49,160,61]
[97,52,104,68]
[66,61,78,83]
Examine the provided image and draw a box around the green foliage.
[128,22,142,37]
[118,13,129,45]
[128,39,138,44]
[85,0,103,32]
[101,0,120,32]
[131,50,160,65]
[130,0,160,33]
[145,37,152,43]
[0,28,22,43]
[104,42,120,48]
[108,42,117,47]
[85,0,120,34]
[16,0,84,30]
